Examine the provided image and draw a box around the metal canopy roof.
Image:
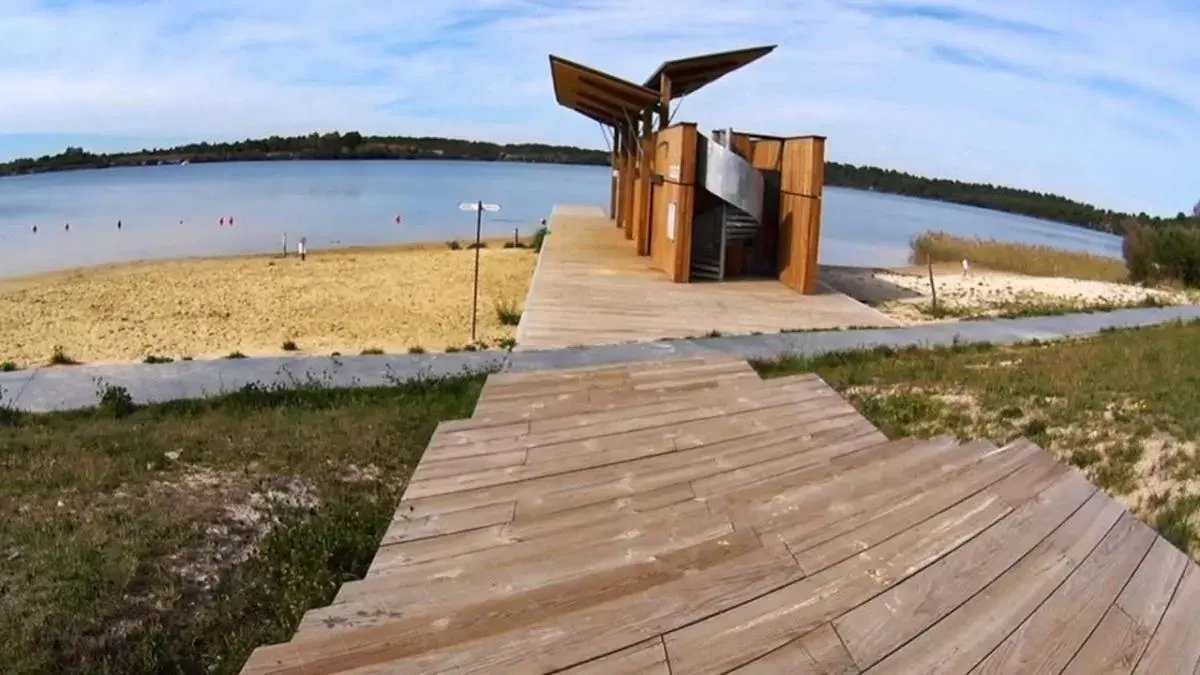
[643,45,776,99]
[549,55,661,128]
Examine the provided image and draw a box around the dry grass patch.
[910,230,1128,282]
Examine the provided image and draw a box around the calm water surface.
[0,161,1123,278]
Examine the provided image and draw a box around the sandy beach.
[0,241,536,366]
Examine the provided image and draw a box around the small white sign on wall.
[668,164,681,181]
[666,202,677,242]
[612,169,619,177]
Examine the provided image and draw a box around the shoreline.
[0,235,530,289]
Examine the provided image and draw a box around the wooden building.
[549,46,826,294]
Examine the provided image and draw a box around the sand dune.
[1,243,536,366]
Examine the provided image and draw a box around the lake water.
[0,160,1123,278]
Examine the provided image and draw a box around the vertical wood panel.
[778,137,825,294]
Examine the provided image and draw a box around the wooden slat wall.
[649,124,697,282]
[778,136,825,294]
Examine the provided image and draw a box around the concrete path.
[3,305,1199,413]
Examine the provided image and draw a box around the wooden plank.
[379,501,513,547]
[789,440,1039,574]
[370,491,703,576]
[661,459,1052,675]
[869,490,1126,674]
[242,530,803,674]
[558,639,670,674]
[396,412,874,524]
[368,524,511,570]
[729,623,858,674]
[971,512,1155,674]
[1063,537,1190,674]
[404,394,858,501]
[832,469,1095,670]
[1131,563,1200,673]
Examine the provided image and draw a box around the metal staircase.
[689,129,765,281]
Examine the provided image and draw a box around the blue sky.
[0,0,1197,215]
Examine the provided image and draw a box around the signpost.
[458,201,501,343]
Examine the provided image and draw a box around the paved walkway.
[3,305,1199,413]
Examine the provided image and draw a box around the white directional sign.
[459,202,501,212]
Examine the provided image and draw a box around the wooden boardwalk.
[242,356,1200,674]
[514,207,896,351]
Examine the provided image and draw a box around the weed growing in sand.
[181,355,193,361]
[360,347,384,356]
[463,344,478,352]
[0,373,483,674]
[49,345,80,366]
[446,240,462,250]
[143,355,174,364]
[407,346,426,354]
[445,345,462,353]
[495,298,522,326]
[533,226,549,252]
[752,320,1200,558]
[281,340,299,352]
[224,351,247,360]
[1,360,20,372]
[498,337,516,350]
[467,241,488,250]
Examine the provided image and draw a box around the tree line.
[824,162,1197,236]
[0,131,609,177]
[4,131,1196,237]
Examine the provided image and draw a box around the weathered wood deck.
[514,206,897,351]
[242,356,1200,674]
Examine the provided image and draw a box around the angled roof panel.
[550,55,661,127]
[644,45,776,98]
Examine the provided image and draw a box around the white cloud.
[0,0,1198,214]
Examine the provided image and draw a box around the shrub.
[495,298,522,326]
[98,383,136,419]
[498,337,516,350]
[532,226,549,252]
[281,340,299,352]
[463,344,478,352]
[360,347,384,355]
[445,346,461,353]
[49,345,80,366]
[224,351,247,360]
[407,346,426,354]
[1123,223,1200,287]
[467,241,487,250]
[446,240,461,250]
[143,355,174,364]
[0,361,19,372]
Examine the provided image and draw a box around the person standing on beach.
[31,225,37,234]
[117,220,122,230]
[298,236,307,261]
[64,223,70,232]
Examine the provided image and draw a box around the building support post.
[609,125,620,220]
[638,108,655,256]
[658,74,672,131]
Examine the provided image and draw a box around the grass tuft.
[143,355,174,364]
[281,340,299,352]
[446,240,461,250]
[224,351,247,360]
[495,297,522,326]
[1,360,21,372]
[49,345,80,366]
[359,347,384,356]
[407,346,426,354]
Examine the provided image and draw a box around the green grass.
[1,360,20,372]
[0,374,483,674]
[911,230,1129,282]
[532,226,548,253]
[752,319,1200,558]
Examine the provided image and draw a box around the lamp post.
[458,201,502,343]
